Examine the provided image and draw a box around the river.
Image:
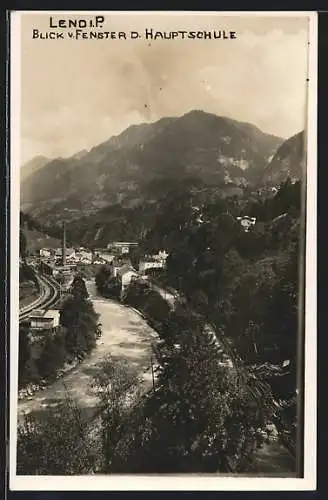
[17,280,158,422]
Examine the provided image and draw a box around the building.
[139,260,165,274]
[151,250,169,262]
[53,265,75,281]
[138,249,168,274]
[95,251,115,264]
[109,257,131,277]
[237,216,256,232]
[116,265,139,295]
[55,248,76,261]
[75,249,93,263]
[80,257,92,265]
[28,309,60,330]
[107,241,139,255]
[92,258,106,265]
[39,248,51,258]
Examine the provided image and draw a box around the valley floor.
[17,280,296,475]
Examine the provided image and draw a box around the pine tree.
[60,276,99,359]
[70,274,89,300]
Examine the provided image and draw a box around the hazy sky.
[17,12,311,164]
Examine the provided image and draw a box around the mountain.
[71,149,89,160]
[261,131,305,185]
[20,155,51,183]
[21,110,283,222]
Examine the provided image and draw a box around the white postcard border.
[9,10,318,491]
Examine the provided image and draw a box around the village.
[21,211,260,334]
[23,231,169,334]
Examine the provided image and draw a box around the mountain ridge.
[261,131,305,185]
[21,110,292,223]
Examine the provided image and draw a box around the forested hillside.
[141,179,301,443]
[20,111,285,225]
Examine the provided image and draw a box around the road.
[17,280,158,423]
[151,283,176,309]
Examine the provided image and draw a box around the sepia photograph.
[10,10,317,490]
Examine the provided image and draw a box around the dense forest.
[141,179,301,430]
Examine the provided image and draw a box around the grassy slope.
[24,228,62,252]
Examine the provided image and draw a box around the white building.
[93,258,105,265]
[39,248,51,258]
[75,249,93,262]
[107,241,138,255]
[154,250,169,261]
[80,258,92,265]
[54,248,76,261]
[29,309,60,330]
[116,264,139,296]
[66,249,76,261]
[139,260,165,273]
[96,252,115,264]
[237,216,256,232]
[120,270,139,290]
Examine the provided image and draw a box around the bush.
[36,334,67,380]
[95,266,121,299]
[17,396,97,475]
[60,294,98,358]
[142,292,171,324]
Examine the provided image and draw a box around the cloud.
[19,13,310,163]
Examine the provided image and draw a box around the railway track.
[19,272,61,322]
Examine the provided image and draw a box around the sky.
[16,12,311,164]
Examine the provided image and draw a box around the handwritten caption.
[31,16,237,40]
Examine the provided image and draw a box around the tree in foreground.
[17,394,97,475]
[95,266,121,299]
[91,356,144,472]
[102,312,276,474]
[69,274,89,300]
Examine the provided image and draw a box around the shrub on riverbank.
[122,280,170,327]
[95,265,121,299]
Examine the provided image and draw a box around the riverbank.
[17,280,159,423]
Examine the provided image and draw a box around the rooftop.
[44,309,60,319]
[110,242,138,246]
[29,309,59,319]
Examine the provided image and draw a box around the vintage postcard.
[9,10,317,491]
